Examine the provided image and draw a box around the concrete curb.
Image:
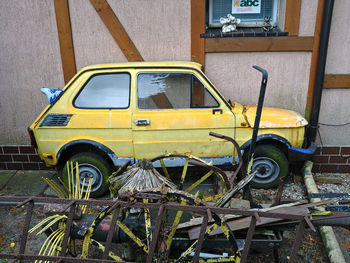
[303,160,346,263]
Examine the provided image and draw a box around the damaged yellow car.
[28,61,316,196]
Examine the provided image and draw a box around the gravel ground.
[251,172,350,262]
[0,173,349,262]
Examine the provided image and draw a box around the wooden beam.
[284,0,302,36]
[90,0,143,62]
[323,74,350,89]
[54,0,77,84]
[191,0,205,69]
[205,37,314,53]
[305,0,325,120]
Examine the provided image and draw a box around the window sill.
[204,36,314,53]
[201,27,288,38]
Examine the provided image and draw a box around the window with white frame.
[209,0,279,28]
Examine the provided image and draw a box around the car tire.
[62,152,111,197]
[246,145,289,189]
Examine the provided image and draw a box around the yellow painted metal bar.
[29,215,65,233]
[75,162,80,199]
[37,229,62,263]
[45,231,64,260]
[35,229,61,263]
[143,199,152,250]
[185,170,214,193]
[91,239,123,261]
[116,219,149,253]
[82,178,93,213]
[166,199,187,250]
[82,229,93,258]
[58,176,69,193]
[37,215,67,235]
[160,159,170,179]
[67,162,71,198]
[43,178,68,198]
[202,193,224,203]
[180,157,189,190]
[70,162,75,198]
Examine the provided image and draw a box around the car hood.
[243,105,308,128]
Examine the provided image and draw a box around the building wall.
[0,0,349,171]
[312,0,350,172]
[0,0,65,145]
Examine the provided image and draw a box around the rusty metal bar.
[0,253,131,262]
[240,216,257,263]
[0,196,329,220]
[103,206,120,259]
[193,213,209,263]
[60,202,76,256]
[146,204,164,263]
[18,199,34,255]
[272,178,284,207]
[289,219,306,263]
[209,132,245,183]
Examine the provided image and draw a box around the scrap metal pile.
[0,133,349,263]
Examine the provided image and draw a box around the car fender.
[56,139,134,167]
[235,134,291,163]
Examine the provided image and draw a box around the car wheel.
[247,145,289,189]
[62,152,112,197]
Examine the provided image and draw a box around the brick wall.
[1,145,349,172]
[0,145,52,170]
[312,146,350,173]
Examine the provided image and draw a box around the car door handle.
[135,119,150,126]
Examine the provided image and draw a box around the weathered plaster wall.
[0,0,191,145]
[316,0,350,146]
[0,0,64,144]
[299,0,318,36]
[205,52,311,115]
[69,0,191,70]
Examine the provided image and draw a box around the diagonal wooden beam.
[54,0,77,84]
[90,0,143,62]
[284,0,302,36]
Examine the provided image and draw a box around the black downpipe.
[308,0,335,142]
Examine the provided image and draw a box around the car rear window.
[74,73,130,108]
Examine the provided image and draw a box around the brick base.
[312,146,350,173]
[1,145,350,172]
[0,145,53,170]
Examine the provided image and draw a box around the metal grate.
[40,114,72,127]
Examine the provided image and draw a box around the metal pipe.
[308,0,335,142]
[303,161,346,263]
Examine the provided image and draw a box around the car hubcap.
[70,163,103,193]
[251,157,280,185]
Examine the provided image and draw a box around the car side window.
[74,73,130,108]
[137,73,219,109]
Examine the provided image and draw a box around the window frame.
[208,0,280,28]
[73,72,131,110]
[136,71,221,111]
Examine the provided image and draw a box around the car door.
[64,70,134,165]
[132,68,236,166]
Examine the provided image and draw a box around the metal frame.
[0,195,319,263]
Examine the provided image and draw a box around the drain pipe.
[303,161,346,263]
[308,0,335,142]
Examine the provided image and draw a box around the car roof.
[80,61,203,72]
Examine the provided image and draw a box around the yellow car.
[28,61,316,196]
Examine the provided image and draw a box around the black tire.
[246,145,289,189]
[62,152,112,197]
